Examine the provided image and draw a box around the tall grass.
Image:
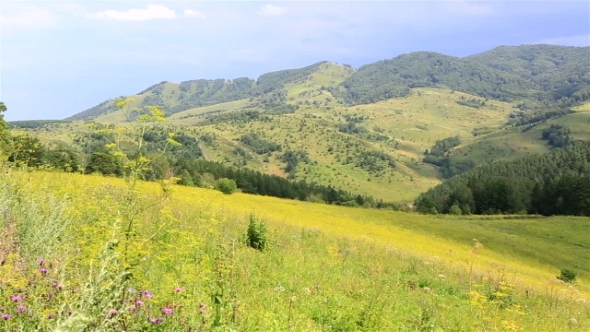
[0,169,588,331]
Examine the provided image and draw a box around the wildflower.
[55,284,63,291]
[10,295,23,302]
[109,309,119,316]
[199,302,207,308]
[136,300,145,307]
[17,306,26,314]
[127,288,135,294]
[174,287,183,293]
[161,308,173,315]
[139,290,153,299]
[38,259,45,266]
[40,268,48,275]
[199,309,206,315]
[47,313,55,319]
[149,317,164,324]
[1,314,11,320]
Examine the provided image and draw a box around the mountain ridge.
[66,44,590,122]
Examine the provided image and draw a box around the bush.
[449,205,462,215]
[246,214,267,251]
[557,268,577,283]
[215,178,237,195]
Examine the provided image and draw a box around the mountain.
[329,44,589,106]
[13,45,589,203]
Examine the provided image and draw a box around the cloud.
[0,5,57,28]
[87,5,177,21]
[184,9,206,19]
[258,4,286,16]
[536,34,590,47]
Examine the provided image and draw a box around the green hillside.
[14,45,588,203]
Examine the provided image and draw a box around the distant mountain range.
[66,44,590,121]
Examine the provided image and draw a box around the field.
[1,168,588,331]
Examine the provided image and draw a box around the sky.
[1,1,589,121]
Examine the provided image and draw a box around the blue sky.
[1,1,588,121]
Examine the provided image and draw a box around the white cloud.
[258,4,286,17]
[87,5,177,21]
[537,34,590,47]
[0,5,57,28]
[184,9,206,19]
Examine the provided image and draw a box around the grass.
[1,169,589,331]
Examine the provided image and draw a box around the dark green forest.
[330,45,589,107]
[416,141,590,216]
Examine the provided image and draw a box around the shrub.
[557,268,577,283]
[215,178,237,195]
[449,205,462,215]
[246,214,267,251]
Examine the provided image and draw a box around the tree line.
[416,140,590,216]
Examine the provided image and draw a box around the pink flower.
[139,290,153,299]
[174,287,183,293]
[38,259,45,266]
[10,295,23,302]
[136,300,145,307]
[109,309,119,316]
[1,314,11,320]
[161,308,173,315]
[39,268,48,275]
[149,317,164,324]
[55,284,63,291]
[17,306,26,314]
[47,313,55,319]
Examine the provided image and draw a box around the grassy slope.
[4,170,589,331]
[171,84,513,202]
[450,110,590,164]
[28,171,590,292]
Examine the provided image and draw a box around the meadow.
[1,168,588,331]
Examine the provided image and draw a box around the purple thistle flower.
[47,313,55,319]
[10,295,23,302]
[139,290,153,299]
[199,302,206,308]
[17,306,26,314]
[136,300,145,307]
[174,287,183,293]
[38,259,45,266]
[39,268,48,275]
[161,308,173,315]
[149,317,164,324]
[109,309,119,316]
[1,314,11,320]
[199,309,206,315]
[55,284,63,291]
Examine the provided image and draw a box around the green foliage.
[215,178,237,195]
[8,120,70,129]
[541,124,571,147]
[423,136,475,178]
[239,132,282,155]
[0,102,11,158]
[85,148,124,176]
[557,268,577,283]
[246,214,267,251]
[328,45,589,107]
[449,204,462,215]
[417,140,590,216]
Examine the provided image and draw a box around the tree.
[215,178,237,195]
[0,102,10,158]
